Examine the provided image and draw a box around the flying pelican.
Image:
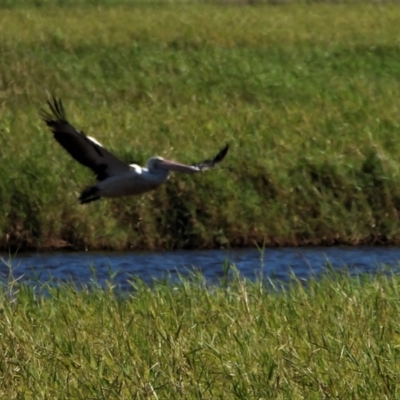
[41,98,229,204]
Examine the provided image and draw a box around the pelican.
[40,98,229,204]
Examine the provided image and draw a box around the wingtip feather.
[40,97,68,125]
[213,143,229,164]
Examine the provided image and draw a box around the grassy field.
[0,269,399,398]
[2,3,400,250]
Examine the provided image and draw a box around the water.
[1,246,400,289]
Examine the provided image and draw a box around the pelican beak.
[157,159,198,173]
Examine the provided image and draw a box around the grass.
[2,2,400,250]
[1,268,400,398]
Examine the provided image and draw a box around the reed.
[1,268,400,398]
[2,3,400,250]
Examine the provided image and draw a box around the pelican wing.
[41,98,130,181]
[193,144,229,171]
[156,144,229,174]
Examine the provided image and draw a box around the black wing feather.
[194,144,229,171]
[41,97,130,181]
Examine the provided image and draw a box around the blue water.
[1,246,400,289]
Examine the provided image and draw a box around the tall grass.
[1,270,400,398]
[2,3,400,250]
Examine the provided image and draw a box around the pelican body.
[41,98,229,204]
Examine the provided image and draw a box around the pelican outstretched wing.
[193,144,229,171]
[154,144,229,174]
[41,98,130,181]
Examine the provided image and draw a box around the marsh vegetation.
[1,269,399,398]
[1,3,400,250]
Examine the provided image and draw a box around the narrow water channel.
[1,246,400,289]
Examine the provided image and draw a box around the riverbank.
[2,3,400,251]
[1,270,399,398]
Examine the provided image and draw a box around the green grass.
[1,269,400,398]
[2,3,400,250]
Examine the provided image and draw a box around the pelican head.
[146,157,165,173]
